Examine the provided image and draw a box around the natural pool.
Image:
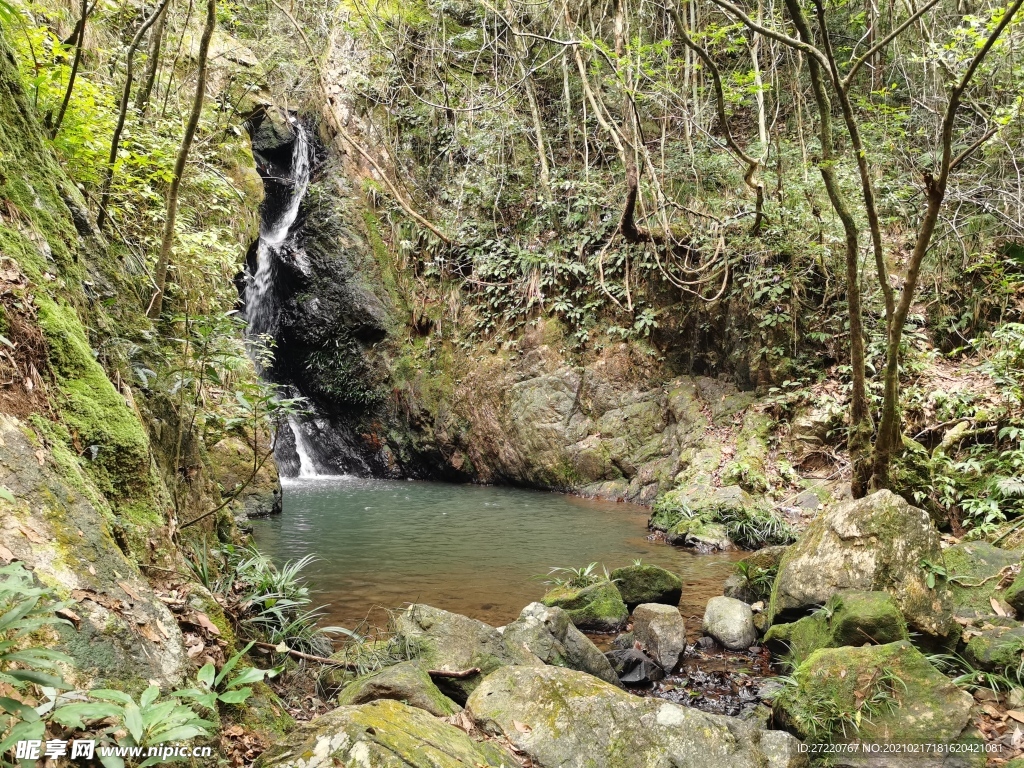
[251,476,740,631]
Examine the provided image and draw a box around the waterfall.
[288,417,318,478]
[247,122,311,340]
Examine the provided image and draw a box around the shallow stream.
[251,476,741,631]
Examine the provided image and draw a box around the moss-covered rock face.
[666,517,733,551]
[392,604,541,703]
[770,490,954,640]
[335,660,460,716]
[608,564,682,609]
[466,665,806,768]
[963,626,1024,672]
[765,591,908,667]
[0,415,186,687]
[942,542,1020,618]
[501,602,621,687]
[254,699,513,768]
[540,581,628,632]
[774,641,973,747]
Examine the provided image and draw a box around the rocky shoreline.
[248,488,1024,768]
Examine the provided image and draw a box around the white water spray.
[247,122,311,339]
[288,417,318,478]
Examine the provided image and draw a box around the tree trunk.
[50,0,88,138]
[135,0,169,117]
[148,0,216,319]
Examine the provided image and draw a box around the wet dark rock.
[604,648,665,684]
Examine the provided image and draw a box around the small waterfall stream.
[246,119,325,478]
[247,122,311,340]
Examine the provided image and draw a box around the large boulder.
[467,665,807,768]
[667,518,734,551]
[703,596,757,650]
[608,564,682,609]
[254,699,513,768]
[773,641,972,748]
[770,490,954,640]
[335,661,460,716]
[942,542,1020,619]
[540,581,628,632]
[501,603,621,686]
[963,626,1024,672]
[393,604,541,703]
[632,603,687,670]
[764,591,908,666]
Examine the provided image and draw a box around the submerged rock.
[467,665,807,768]
[540,581,628,632]
[773,641,972,748]
[703,596,758,650]
[770,490,954,640]
[632,603,687,670]
[609,564,682,609]
[502,602,621,686]
[393,604,541,703]
[335,660,460,716]
[255,699,513,767]
[764,591,908,666]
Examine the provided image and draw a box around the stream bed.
[251,476,741,632]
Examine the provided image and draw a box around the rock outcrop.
[608,564,682,609]
[255,699,514,767]
[467,665,807,768]
[335,660,460,716]
[632,603,687,670]
[770,490,954,640]
[540,581,628,632]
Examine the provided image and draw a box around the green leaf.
[148,724,211,744]
[51,701,122,729]
[89,689,134,705]
[216,687,251,705]
[98,754,126,768]
[197,662,215,688]
[0,718,45,760]
[0,697,39,722]
[222,666,268,690]
[214,642,253,688]
[140,685,159,708]
[124,702,144,742]
[6,669,71,689]
[0,487,14,503]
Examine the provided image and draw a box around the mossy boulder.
[466,665,806,768]
[770,490,954,640]
[726,545,788,603]
[501,603,621,686]
[608,564,682,609]
[540,581,628,632]
[765,591,908,666]
[393,604,541,703]
[254,699,513,768]
[208,436,282,520]
[963,626,1024,672]
[335,660,460,716]
[774,641,972,747]
[942,542,1020,619]
[667,518,733,551]
[1004,572,1024,615]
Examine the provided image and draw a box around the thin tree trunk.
[97,0,171,231]
[135,0,169,116]
[148,0,216,319]
[783,0,872,496]
[50,0,88,138]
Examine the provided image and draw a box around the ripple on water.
[251,477,742,631]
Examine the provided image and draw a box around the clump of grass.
[735,560,779,602]
[535,562,613,589]
[929,652,1024,693]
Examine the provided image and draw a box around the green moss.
[541,581,628,632]
[942,542,1020,615]
[608,564,682,608]
[963,626,1024,672]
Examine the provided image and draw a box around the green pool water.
[251,476,740,632]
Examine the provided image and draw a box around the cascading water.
[247,122,311,341]
[246,120,326,478]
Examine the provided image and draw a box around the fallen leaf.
[55,608,81,628]
[18,526,45,544]
[118,581,141,601]
[992,597,1010,617]
[1008,711,1024,724]
[513,720,532,733]
[33,449,45,466]
[194,612,221,636]
[186,643,205,658]
[0,544,14,562]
